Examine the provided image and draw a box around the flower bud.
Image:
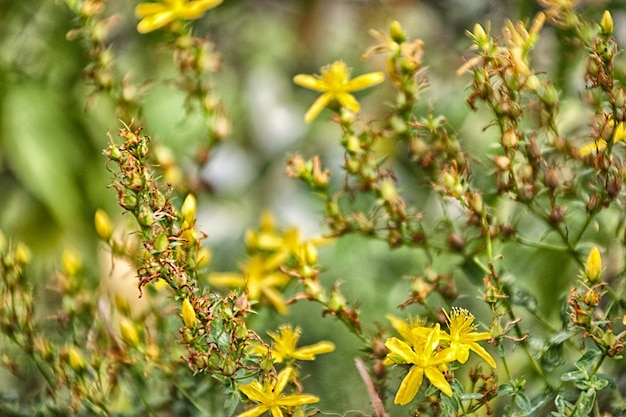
[501,129,518,148]
[390,20,407,43]
[62,247,82,277]
[94,209,112,241]
[380,179,397,202]
[181,298,197,328]
[67,345,86,372]
[196,247,212,268]
[525,74,540,92]
[120,317,139,347]
[15,242,31,265]
[138,205,154,227]
[181,194,197,225]
[585,247,602,282]
[600,10,613,37]
[153,233,169,252]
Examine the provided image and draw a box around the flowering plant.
[0,1,625,416]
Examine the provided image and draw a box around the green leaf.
[574,389,595,416]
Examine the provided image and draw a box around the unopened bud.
[196,247,212,268]
[585,247,602,282]
[501,129,518,148]
[15,242,31,265]
[181,194,197,225]
[119,317,139,347]
[153,233,169,252]
[62,247,82,277]
[525,74,540,92]
[380,179,397,202]
[390,20,406,43]
[181,298,197,328]
[600,10,614,37]
[67,345,86,372]
[94,209,112,241]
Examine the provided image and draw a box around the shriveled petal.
[469,342,497,368]
[236,405,269,417]
[208,272,246,287]
[385,337,417,364]
[304,93,333,123]
[276,394,320,406]
[292,341,335,360]
[178,0,223,19]
[293,74,328,92]
[239,381,268,403]
[135,3,169,17]
[334,92,361,113]
[344,72,384,91]
[395,366,423,405]
[137,12,176,33]
[424,366,452,397]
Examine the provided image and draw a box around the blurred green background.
[2,0,626,414]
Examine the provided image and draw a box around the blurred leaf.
[1,84,86,230]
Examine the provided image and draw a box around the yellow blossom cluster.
[209,212,331,314]
[384,308,496,405]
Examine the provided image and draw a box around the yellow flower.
[585,247,602,283]
[237,367,319,417]
[579,121,626,157]
[135,0,222,34]
[384,324,455,404]
[502,12,545,76]
[209,254,292,314]
[293,61,384,123]
[245,211,333,267]
[441,307,496,368]
[257,324,335,363]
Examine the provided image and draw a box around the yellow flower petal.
[135,3,169,17]
[276,394,319,406]
[208,272,246,287]
[334,92,361,113]
[239,381,267,403]
[237,405,269,417]
[291,341,336,360]
[344,72,385,91]
[579,139,607,157]
[137,12,176,33]
[293,74,328,92]
[304,92,333,123]
[424,366,452,397]
[468,342,497,368]
[395,366,424,405]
